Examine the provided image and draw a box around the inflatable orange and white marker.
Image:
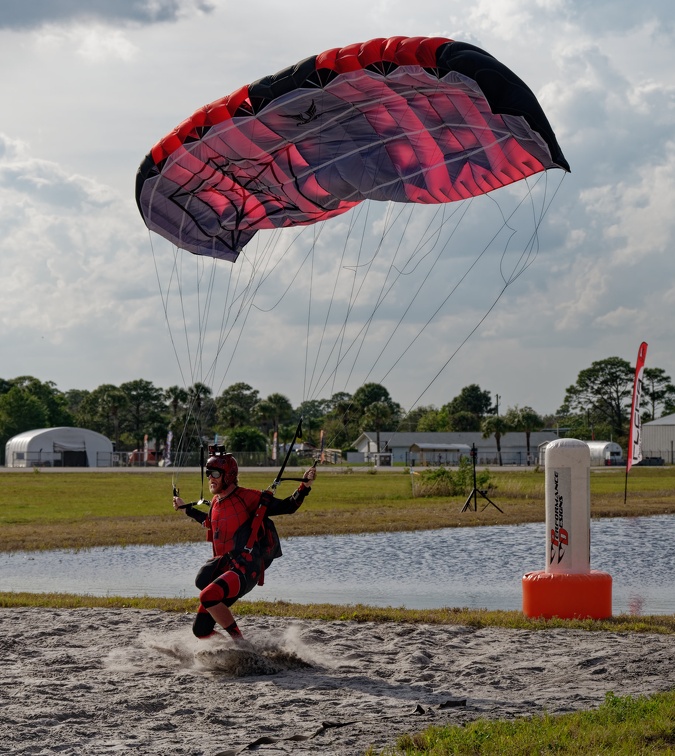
[522,438,612,619]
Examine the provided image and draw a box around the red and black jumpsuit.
[185,484,310,637]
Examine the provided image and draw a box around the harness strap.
[240,492,275,585]
[243,496,270,554]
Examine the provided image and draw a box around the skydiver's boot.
[224,620,244,640]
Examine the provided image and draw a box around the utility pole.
[495,393,500,416]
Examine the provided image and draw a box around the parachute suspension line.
[308,202,379,399]
[148,231,204,492]
[376,196,532,393]
[303,202,370,401]
[304,201,461,452]
[487,169,566,298]
[249,228,325,314]
[320,200,437,398]
[339,202,452,391]
[339,202,415,385]
[377,171,565,395]
[491,173,549,288]
[148,231,193,495]
[345,201,469,392]
[307,199,466,405]
[302,226,316,403]
[381,171,569,449]
[400,279,517,425]
[329,201,372,399]
[149,229,263,481]
[205,236,268,393]
[192,255,219,385]
[312,202,462,451]
[304,201,418,448]
[170,255,218,467]
[206,222,330,398]
[148,230,190,391]
[204,226,287,397]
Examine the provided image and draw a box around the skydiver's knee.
[199,572,241,608]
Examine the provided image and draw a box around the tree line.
[1,357,674,464]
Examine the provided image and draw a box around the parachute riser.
[268,418,303,492]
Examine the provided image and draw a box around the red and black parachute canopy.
[136,36,569,261]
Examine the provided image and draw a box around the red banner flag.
[627,342,648,473]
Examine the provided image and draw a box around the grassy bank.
[1,466,675,552]
[1,592,674,633]
[372,690,675,755]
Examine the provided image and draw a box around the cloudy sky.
[1,0,674,418]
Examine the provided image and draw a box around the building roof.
[6,427,112,447]
[354,430,558,449]
[410,443,472,451]
[644,413,675,426]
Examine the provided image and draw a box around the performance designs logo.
[282,100,320,125]
[550,471,569,564]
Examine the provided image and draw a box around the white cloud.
[35,25,138,61]
[0,0,216,30]
[0,132,151,341]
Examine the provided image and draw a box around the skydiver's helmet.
[206,445,238,487]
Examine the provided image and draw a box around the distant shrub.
[411,457,491,497]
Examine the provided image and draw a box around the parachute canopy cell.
[136,36,569,261]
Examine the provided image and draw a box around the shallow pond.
[1,515,673,615]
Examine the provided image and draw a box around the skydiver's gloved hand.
[174,496,208,524]
[173,496,208,511]
[289,465,316,505]
[302,465,316,488]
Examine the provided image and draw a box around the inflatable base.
[522,569,612,619]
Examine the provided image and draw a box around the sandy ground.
[1,608,674,755]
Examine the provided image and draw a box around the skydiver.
[172,448,315,642]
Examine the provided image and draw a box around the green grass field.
[1,465,674,551]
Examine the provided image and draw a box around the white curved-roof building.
[4,427,113,468]
[538,439,623,466]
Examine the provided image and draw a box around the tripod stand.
[461,443,503,513]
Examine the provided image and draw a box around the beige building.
[642,414,675,464]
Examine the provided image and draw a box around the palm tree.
[481,414,510,466]
[186,382,213,440]
[328,392,354,447]
[504,405,544,465]
[164,386,188,425]
[78,384,128,451]
[362,400,393,457]
[254,393,293,460]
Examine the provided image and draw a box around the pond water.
[1,515,673,615]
